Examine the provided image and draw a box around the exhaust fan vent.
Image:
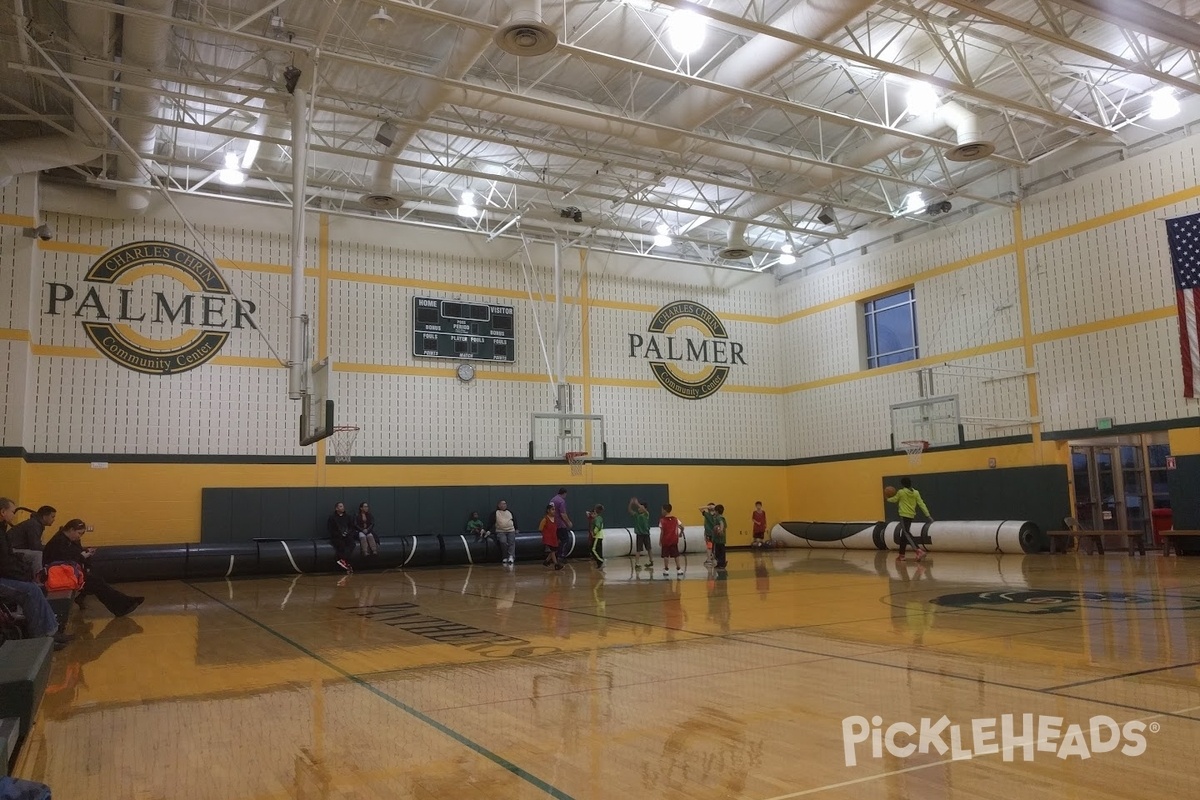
[946,141,995,162]
[359,192,401,210]
[494,17,558,57]
[716,245,753,260]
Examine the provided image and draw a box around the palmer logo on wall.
[628,300,746,400]
[43,241,257,375]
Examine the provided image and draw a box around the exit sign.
[1095,417,1114,430]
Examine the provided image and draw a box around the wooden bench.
[1160,530,1200,556]
[1047,530,1146,556]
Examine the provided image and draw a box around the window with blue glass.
[863,288,918,369]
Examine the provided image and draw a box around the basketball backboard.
[889,394,961,451]
[299,359,335,446]
[530,413,606,461]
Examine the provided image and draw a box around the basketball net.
[565,451,588,477]
[901,440,928,466]
[330,425,360,463]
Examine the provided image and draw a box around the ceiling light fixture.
[458,190,478,218]
[906,82,940,116]
[368,6,395,31]
[667,9,706,55]
[217,152,245,186]
[1149,87,1180,120]
[779,244,796,266]
[901,190,924,215]
[653,223,672,247]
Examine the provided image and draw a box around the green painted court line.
[185,581,576,800]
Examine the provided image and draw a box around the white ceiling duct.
[0,3,109,183]
[493,0,558,57]
[939,101,996,162]
[0,135,103,181]
[363,13,499,210]
[67,0,114,149]
[114,0,175,213]
[718,101,997,259]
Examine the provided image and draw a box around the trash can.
[1152,508,1173,547]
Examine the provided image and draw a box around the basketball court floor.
[14,549,1200,799]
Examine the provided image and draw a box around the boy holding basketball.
[660,503,684,576]
[885,477,933,561]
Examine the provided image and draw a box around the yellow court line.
[782,338,1025,393]
[589,296,775,324]
[337,362,564,383]
[0,213,36,228]
[0,329,31,342]
[212,355,284,369]
[39,240,106,256]
[1024,181,1200,250]
[1028,305,1176,345]
[32,345,98,359]
[328,269,549,302]
[779,243,1019,324]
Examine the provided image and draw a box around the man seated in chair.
[7,504,55,574]
[43,519,143,618]
[0,497,71,648]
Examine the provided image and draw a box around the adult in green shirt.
[629,498,652,568]
[711,504,728,569]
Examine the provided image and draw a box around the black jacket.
[43,531,86,568]
[0,525,33,581]
[7,517,45,551]
[327,512,352,539]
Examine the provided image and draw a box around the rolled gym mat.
[186,542,259,579]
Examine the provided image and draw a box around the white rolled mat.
[770,520,1041,554]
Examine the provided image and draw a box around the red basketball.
[883,485,897,498]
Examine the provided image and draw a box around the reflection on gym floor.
[16,549,1200,799]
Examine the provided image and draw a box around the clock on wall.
[456,363,476,383]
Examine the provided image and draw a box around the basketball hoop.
[901,440,929,466]
[565,451,588,476]
[330,425,360,463]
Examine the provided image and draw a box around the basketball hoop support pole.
[287,85,310,400]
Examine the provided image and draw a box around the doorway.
[1069,434,1170,536]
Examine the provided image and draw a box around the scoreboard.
[412,297,515,362]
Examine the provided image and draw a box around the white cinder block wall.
[3,127,1200,462]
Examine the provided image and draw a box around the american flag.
[1166,211,1200,397]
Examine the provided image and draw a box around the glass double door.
[1071,444,1148,533]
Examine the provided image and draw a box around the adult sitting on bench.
[43,519,143,618]
[6,505,54,575]
[0,498,70,649]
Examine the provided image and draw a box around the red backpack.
[44,562,85,592]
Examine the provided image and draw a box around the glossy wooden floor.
[15,549,1200,799]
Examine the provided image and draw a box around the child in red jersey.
[751,501,767,547]
[540,504,562,570]
[659,503,684,577]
